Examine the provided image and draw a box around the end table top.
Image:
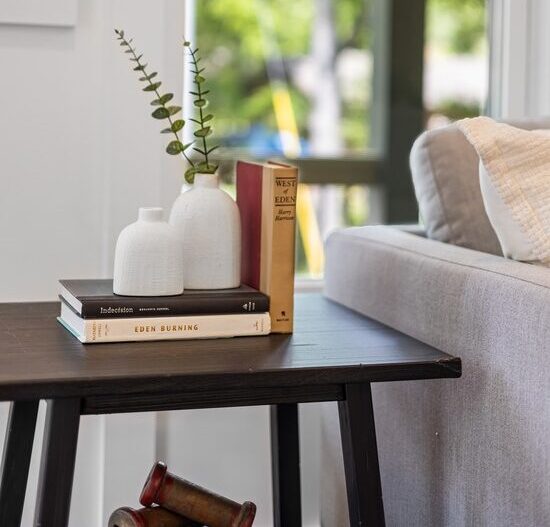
[0,294,460,409]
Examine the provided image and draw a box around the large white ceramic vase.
[169,173,241,289]
[113,207,184,296]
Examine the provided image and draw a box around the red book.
[236,162,264,290]
[236,160,298,333]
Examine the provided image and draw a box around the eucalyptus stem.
[183,40,219,182]
[115,30,219,184]
[188,47,209,167]
[115,29,194,167]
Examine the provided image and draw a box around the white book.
[58,302,271,344]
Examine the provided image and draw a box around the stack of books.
[58,279,270,343]
[58,159,298,344]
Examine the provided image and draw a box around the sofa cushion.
[456,117,550,267]
[410,119,550,256]
[410,124,502,255]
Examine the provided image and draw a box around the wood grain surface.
[0,294,461,402]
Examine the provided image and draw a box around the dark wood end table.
[0,294,461,527]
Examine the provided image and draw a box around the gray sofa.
[320,123,550,526]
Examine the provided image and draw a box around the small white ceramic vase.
[169,173,241,289]
[113,207,184,296]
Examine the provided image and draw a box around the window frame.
[187,0,425,222]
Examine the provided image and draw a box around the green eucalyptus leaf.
[151,93,174,106]
[197,162,217,174]
[166,140,185,155]
[194,75,205,84]
[167,106,182,116]
[194,99,207,108]
[130,54,143,62]
[206,144,220,155]
[171,119,185,132]
[185,166,199,184]
[162,120,185,133]
[202,114,214,122]
[133,64,147,71]
[152,107,170,119]
[194,127,212,138]
[183,40,191,47]
[143,82,162,92]
[196,161,210,171]
[139,72,158,82]
[193,147,207,156]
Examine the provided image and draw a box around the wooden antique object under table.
[0,294,461,527]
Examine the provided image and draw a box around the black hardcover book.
[59,279,270,319]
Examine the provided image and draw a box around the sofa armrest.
[324,226,550,356]
[322,226,550,527]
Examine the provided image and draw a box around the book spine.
[236,161,263,290]
[79,295,269,319]
[79,313,271,343]
[261,167,297,333]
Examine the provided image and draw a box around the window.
[187,0,488,277]
[425,0,487,128]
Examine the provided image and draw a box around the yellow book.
[237,160,298,333]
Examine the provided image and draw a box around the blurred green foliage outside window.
[195,0,487,277]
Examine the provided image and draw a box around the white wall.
[0,1,184,524]
[0,2,321,525]
[0,0,183,302]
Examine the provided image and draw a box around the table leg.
[34,398,80,527]
[0,400,39,527]
[338,383,385,526]
[270,403,301,527]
